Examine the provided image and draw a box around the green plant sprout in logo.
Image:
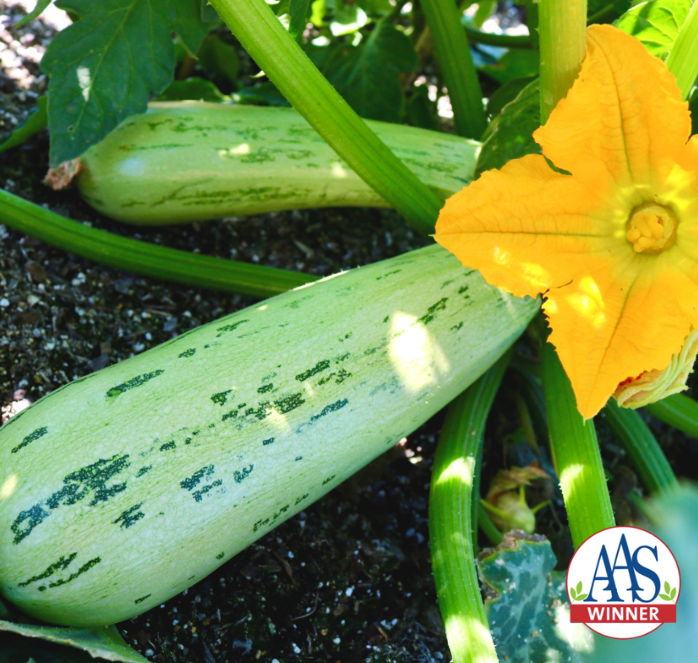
[569,581,588,602]
[659,580,678,602]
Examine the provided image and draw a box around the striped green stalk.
[0,189,315,298]
[478,503,504,546]
[603,399,677,495]
[420,0,487,138]
[644,394,698,439]
[207,0,443,235]
[430,354,510,663]
[537,0,587,123]
[541,342,614,548]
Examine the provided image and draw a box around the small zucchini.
[0,245,536,626]
[76,102,480,225]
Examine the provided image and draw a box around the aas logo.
[567,526,680,638]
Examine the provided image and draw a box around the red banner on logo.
[570,604,676,623]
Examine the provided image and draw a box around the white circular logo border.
[565,525,681,640]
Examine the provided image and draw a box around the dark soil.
[2,2,698,663]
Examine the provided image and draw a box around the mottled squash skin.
[77,102,480,225]
[0,245,537,626]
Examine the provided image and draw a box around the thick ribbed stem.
[0,189,315,298]
[208,0,443,234]
[538,0,587,123]
[541,343,615,548]
[603,399,677,496]
[420,0,487,138]
[430,355,510,663]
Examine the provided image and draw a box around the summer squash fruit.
[0,245,537,626]
[76,102,480,225]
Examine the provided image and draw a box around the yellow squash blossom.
[435,24,698,419]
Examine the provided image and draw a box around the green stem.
[208,0,443,235]
[429,354,510,663]
[603,399,677,495]
[523,0,539,49]
[537,0,587,123]
[464,25,534,49]
[479,499,510,521]
[514,390,539,453]
[513,368,549,446]
[665,1,698,100]
[478,502,504,546]
[510,353,541,376]
[541,342,614,548]
[644,393,698,439]
[0,189,316,298]
[406,0,487,139]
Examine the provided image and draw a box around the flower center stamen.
[625,204,677,254]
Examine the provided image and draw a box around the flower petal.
[435,154,621,299]
[534,25,691,192]
[666,244,698,326]
[546,251,694,419]
[614,330,698,409]
[665,135,698,249]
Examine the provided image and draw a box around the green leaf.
[589,486,698,663]
[480,533,594,663]
[172,0,215,55]
[476,77,541,177]
[198,35,240,84]
[42,0,212,166]
[356,0,392,16]
[16,0,52,28]
[0,622,147,663]
[659,593,672,600]
[616,0,692,59]
[486,75,536,118]
[576,593,588,601]
[588,0,631,21]
[570,587,578,600]
[330,4,369,36]
[42,0,175,166]
[156,77,227,102]
[576,580,583,595]
[665,580,671,594]
[268,0,291,17]
[0,95,48,153]
[406,85,437,130]
[289,0,313,41]
[308,23,417,122]
[201,1,219,23]
[480,50,539,85]
[235,81,291,106]
[589,0,629,13]
[671,586,677,599]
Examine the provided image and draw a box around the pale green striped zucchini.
[76,102,480,225]
[0,245,536,626]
